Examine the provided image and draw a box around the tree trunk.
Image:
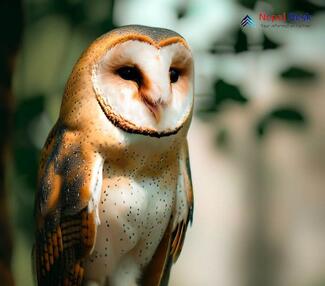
[0,1,23,285]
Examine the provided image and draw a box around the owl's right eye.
[116,66,142,86]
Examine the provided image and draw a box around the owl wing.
[142,140,194,286]
[169,140,194,262]
[34,122,103,286]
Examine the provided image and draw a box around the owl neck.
[101,129,183,167]
[100,133,181,178]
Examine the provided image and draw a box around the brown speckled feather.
[170,141,193,262]
[141,141,194,286]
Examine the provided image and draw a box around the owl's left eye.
[169,68,180,83]
[116,66,142,86]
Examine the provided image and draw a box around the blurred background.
[0,0,325,285]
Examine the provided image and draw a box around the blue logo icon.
[241,15,255,27]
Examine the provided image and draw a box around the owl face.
[92,38,193,137]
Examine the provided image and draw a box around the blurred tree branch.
[0,0,23,285]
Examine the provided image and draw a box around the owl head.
[61,25,194,138]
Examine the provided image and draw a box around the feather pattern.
[35,123,103,286]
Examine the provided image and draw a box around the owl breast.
[83,154,178,283]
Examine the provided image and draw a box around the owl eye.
[169,68,180,83]
[116,66,142,85]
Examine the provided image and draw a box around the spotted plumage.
[34,25,194,286]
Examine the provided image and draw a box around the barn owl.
[34,25,194,286]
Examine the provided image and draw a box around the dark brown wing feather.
[34,122,100,286]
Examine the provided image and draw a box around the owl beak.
[143,97,161,122]
[141,75,169,123]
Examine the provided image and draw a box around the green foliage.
[234,29,248,53]
[286,0,325,15]
[197,79,248,119]
[280,66,317,81]
[262,34,280,50]
[214,79,248,108]
[0,0,23,53]
[256,106,307,138]
[238,0,258,9]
